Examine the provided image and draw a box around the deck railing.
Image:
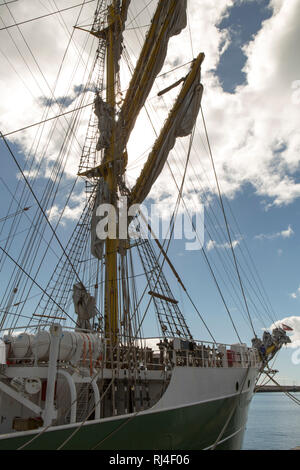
[1,327,261,370]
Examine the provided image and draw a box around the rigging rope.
[263,371,300,407]
[166,159,243,344]
[200,106,257,339]
[0,0,18,5]
[175,117,276,328]
[0,102,93,138]
[0,133,84,287]
[122,26,246,341]
[20,333,150,449]
[225,201,277,324]
[4,0,269,451]
[1,0,93,157]
[0,0,107,330]
[0,207,31,223]
[131,124,216,343]
[126,0,154,29]
[210,364,251,450]
[122,42,218,342]
[0,1,96,31]
[0,244,76,327]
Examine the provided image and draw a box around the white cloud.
[270,316,300,348]
[0,0,97,177]
[1,0,300,214]
[289,286,300,300]
[126,0,300,211]
[197,0,300,206]
[254,224,294,240]
[206,238,240,251]
[47,189,86,225]
[281,225,295,238]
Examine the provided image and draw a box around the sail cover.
[130,53,204,206]
[113,0,131,74]
[118,0,188,152]
[91,178,110,259]
[94,94,113,151]
[73,283,97,329]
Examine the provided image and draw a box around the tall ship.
[0,0,291,450]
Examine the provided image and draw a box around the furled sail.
[117,0,188,154]
[91,178,110,259]
[129,52,205,206]
[79,0,188,179]
[94,94,113,151]
[73,283,97,330]
[113,0,131,74]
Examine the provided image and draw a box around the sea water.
[242,392,300,450]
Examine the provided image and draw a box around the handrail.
[2,327,260,370]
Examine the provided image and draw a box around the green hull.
[0,391,252,450]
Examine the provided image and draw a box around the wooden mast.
[78,0,203,345]
[104,1,118,345]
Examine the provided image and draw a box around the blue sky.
[217,0,273,93]
[0,0,300,384]
[214,0,300,383]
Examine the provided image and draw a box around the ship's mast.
[77,1,129,345]
[104,1,118,344]
[77,0,204,344]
